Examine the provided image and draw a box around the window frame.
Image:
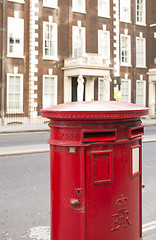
[98,78,104,101]
[136,37,146,67]
[43,21,58,60]
[98,29,110,60]
[72,25,86,58]
[43,0,58,8]
[72,0,86,13]
[120,34,131,66]
[43,75,58,109]
[7,17,24,58]
[136,0,146,25]
[121,79,131,103]
[98,0,110,18]
[136,80,146,107]
[7,73,23,113]
[120,0,131,23]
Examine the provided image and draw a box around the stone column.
[77,74,84,101]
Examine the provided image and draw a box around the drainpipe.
[1,0,6,125]
[132,0,136,103]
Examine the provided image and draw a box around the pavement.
[0,118,156,157]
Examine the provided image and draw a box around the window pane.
[43,22,57,58]
[8,17,24,56]
[98,0,110,17]
[43,76,57,108]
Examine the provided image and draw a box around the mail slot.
[41,101,148,240]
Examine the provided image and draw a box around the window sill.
[43,5,58,9]
[6,111,24,114]
[43,56,58,61]
[120,64,132,67]
[7,55,24,59]
[98,15,111,19]
[72,10,86,14]
[136,22,146,27]
[8,0,25,3]
[136,65,147,69]
[120,20,131,24]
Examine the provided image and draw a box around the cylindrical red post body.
[41,101,148,240]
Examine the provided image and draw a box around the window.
[43,22,57,59]
[7,74,23,113]
[43,75,57,108]
[7,17,24,57]
[72,0,86,13]
[136,0,145,25]
[120,0,131,22]
[121,79,131,103]
[136,80,146,106]
[98,78,104,100]
[43,0,58,8]
[98,30,110,59]
[98,0,110,18]
[136,37,146,67]
[72,26,86,57]
[120,34,131,66]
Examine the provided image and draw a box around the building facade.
[0,0,153,125]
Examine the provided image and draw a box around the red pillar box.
[41,101,148,240]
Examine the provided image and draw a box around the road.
[0,128,155,239]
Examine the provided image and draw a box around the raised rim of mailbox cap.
[41,101,149,120]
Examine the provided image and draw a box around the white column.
[149,80,155,117]
[103,76,110,101]
[85,77,94,101]
[64,75,72,103]
[77,75,84,102]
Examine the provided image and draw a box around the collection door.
[85,141,141,240]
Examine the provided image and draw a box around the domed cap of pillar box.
[41,101,149,120]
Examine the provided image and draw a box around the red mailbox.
[41,101,148,240]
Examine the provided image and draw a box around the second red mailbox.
[41,101,148,240]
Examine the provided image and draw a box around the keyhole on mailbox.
[77,189,81,195]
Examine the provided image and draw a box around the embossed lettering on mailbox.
[111,195,132,232]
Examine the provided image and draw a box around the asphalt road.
[0,132,50,148]
[0,142,156,239]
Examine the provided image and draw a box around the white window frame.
[136,80,146,106]
[98,30,110,60]
[8,0,25,3]
[43,0,58,8]
[121,79,131,103]
[7,73,23,113]
[120,34,131,66]
[120,0,131,23]
[7,17,24,58]
[98,0,110,18]
[136,37,146,67]
[43,75,57,109]
[72,26,86,58]
[43,21,58,60]
[72,0,86,13]
[136,0,146,25]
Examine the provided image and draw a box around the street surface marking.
[142,221,156,233]
[28,226,50,240]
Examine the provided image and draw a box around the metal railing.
[0,105,49,125]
